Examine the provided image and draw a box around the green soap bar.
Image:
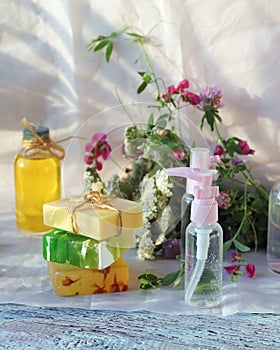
[42,229,129,269]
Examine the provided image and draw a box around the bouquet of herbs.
[84,26,268,266]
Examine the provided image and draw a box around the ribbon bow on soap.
[70,191,123,235]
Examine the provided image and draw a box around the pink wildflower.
[224,265,240,275]
[95,159,103,171]
[238,140,255,155]
[173,150,186,160]
[162,85,177,101]
[176,79,189,91]
[217,190,232,210]
[84,132,111,169]
[208,155,222,169]
[245,263,256,278]
[231,252,244,263]
[214,145,224,156]
[84,155,94,165]
[181,91,200,105]
[198,86,224,110]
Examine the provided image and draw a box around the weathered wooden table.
[1,303,280,349]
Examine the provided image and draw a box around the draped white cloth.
[0,0,280,199]
[1,0,280,316]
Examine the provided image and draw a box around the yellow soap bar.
[43,194,143,242]
[47,256,129,296]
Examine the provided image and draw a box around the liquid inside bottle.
[267,181,280,273]
[185,222,223,308]
[14,124,62,233]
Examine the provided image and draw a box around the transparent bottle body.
[180,193,193,265]
[267,181,280,273]
[185,222,223,308]
[14,149,61,233]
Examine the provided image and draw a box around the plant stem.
[232,181,248,242]
[139,42,161,97]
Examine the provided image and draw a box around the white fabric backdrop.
[0,0,280,201]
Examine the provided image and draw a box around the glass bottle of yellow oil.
[14,123,62,233]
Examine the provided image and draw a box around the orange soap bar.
[47,256,129,296]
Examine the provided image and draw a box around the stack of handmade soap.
[42,193,143,296]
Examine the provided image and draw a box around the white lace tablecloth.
[0,199,279,317]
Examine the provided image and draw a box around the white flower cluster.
[140,168,173,224]
[137,229,155,260]
[83,170,103,193]
[136,168,174,259]
[83,170,94,192]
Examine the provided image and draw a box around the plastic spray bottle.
[180,148,209,266]
[167,167,223,308]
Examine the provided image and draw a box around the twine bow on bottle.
[70,191,123,236]
[21,118,70,160]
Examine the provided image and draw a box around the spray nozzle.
[167,167,219,225]
[166,167,217,195]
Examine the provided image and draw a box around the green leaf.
[161,270,180,286]
[126,32,145,42]
[214,112,223,123]
[223,240,233,253]
[233,275,240,282]
[105,41,113,62]
[226,138,241,154]
[233,240,251,252]
[200,115,206,130]
[205,110,215,131]
[93,39,110,52]
[138,273,160,289]
[138,273,158,283]
[109,31,117,39]
[173,268,184,288]
[156,114,169,128]
[137,71,147,77]
[137,81,148,94]
[147,113,154,128]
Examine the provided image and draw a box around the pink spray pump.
[166,167,223,308]
[180,148,210,266]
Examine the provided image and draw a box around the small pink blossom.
[159,129,168,136]
[214,145,224,156]
[245,263,256,278]
[98,141,112,160]
[209,155,222,169]
[176,79,189,91]
[84,132,111,169]
[217,190,232,210]
[162,85,177,101]
[198,86,224,110]
[238,140,255,155]
[224,265,240,275]
[173,150,186,160]
[91,132,107,144]
[84,155,94,165]
[181,91,200,105]
[231,252,244,263]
